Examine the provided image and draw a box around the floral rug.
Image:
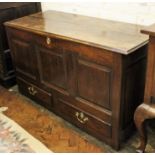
[0,107,52,153]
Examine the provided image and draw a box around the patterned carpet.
[0,85,155,153]
[0,108,51,153]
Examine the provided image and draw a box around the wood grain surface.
[5,10,148,54]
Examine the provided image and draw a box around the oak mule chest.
[5,10,149,149]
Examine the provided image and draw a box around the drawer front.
[54,91,112,124]
[17,77,52,109]
[54,96,112,139]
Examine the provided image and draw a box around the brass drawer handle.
[75,112,89,124]
[28,86,37,96]
[46,37,51,45]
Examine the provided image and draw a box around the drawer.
[54,92,112,124]
[17,77,52,109]
[54,97,112,139]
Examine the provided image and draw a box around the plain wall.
[41,1,155,26]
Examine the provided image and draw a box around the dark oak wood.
[5,11,148,150]
[0,2,41,88]
[134,25,155,153]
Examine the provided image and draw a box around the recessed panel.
[38,47,67,89]
[12,39,37,80]
[77,59,112,110]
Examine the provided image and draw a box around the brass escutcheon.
[46,37,51,45]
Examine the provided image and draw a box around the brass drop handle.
[75,112,89,124]
[28,86,37,96]
[46,37,51,45]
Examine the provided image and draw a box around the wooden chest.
[5,11,149,149]
[0,2,41,87]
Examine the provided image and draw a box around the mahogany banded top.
[5,10,149,55]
